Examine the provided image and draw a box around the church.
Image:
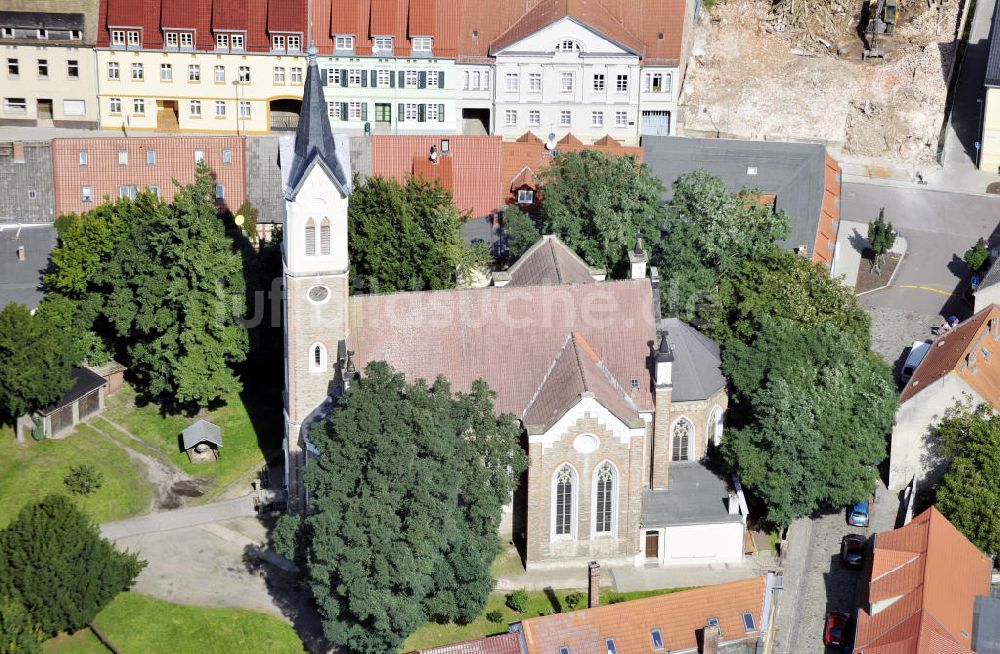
[279,50,747,570]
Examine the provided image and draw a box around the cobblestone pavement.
[861,301,941,375]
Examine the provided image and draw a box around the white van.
[900,340,931,385]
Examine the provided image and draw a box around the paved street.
[842,182,1000,316]
[773,479,899,654]
[100,495,256,540]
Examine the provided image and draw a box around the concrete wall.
[0,141,54,223]
[658,521,744,565]
[889,375,981,491]
[0,43,99,128]
[981,87,1000,172]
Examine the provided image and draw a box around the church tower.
[281,46,352,511]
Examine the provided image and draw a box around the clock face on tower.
[308,285,330,303]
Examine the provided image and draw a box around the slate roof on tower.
[659,318,726,402]
[285,49,352,198]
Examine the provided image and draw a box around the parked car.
[849,500,870,527]
[900,340,931,385]
[841,534,865,568]
[824,611,850,649]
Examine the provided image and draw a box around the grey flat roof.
[0,226,56,311]
[974,595,1000,654]
[642,136,830,255]
[641,464,743,527]
[0,11,84,30]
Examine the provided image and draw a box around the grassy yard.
[101,382,282,500]
[403,586,692,651]
[42,592,305,654]
[0,422,152,528]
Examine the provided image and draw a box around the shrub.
[485,610,505,624]
[564,591,582,610]
[63,464,103,496]
[965,238,990,272]
[270,514,301,563]
[505,589,529,614]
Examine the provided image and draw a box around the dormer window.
[272,34,285,50]
[179,32,192,48]
[216,33,228,49]
[111,30,125,45]
[412,36,432,52]
[373,36,393,53]
[166,32,178,47]
[231,33,244,49]
[335,35,354,51]
[288,35,301,51]
[70,30,81,40]
[1,28,13,38]
[37,29,48,40]
[555,39,580,52]
[127,30,140,46]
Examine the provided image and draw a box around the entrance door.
[641,110,671,136]
[37,99,53,125]
[645,531,660,560]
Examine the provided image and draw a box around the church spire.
[285,45,351,196]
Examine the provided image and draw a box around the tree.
[34,293,112,367]
[866,208,896,274]
[538,150,666,277]
[964,237,990,273]
[0,304,75,424]
[702,246,871,347]
[348,176,480,293]
[0,495,145,637]
[303,363,526,654]
[503,206,540,262]
[100,165,249,409]
[659,170,791,317]
[933,401,1000,554]
[719,320,896,527]
[233,200,260,242]
[0,595,42,654]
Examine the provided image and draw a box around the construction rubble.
[679,0,962,166]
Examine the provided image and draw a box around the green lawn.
[43,593,305,654]
[0,423,152,528]
[403,586,692,651]
[101,383,282,500]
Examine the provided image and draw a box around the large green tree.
[302,363,526,654]
[0,304,75,423]
[100,165,248,408]
[701,246,871,347]
[0,594,42,654]
[503,206,540,262]
[933,401,1000,554]
[719,320,895,527]
[539,150,666,277]
[0,495,145,637]
[348,176,487,293]
[659,170,791,317]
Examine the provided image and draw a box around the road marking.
[898,284,955,297]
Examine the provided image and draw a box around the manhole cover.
[987,182,1000,194]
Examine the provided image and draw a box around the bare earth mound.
[680,0,960,166]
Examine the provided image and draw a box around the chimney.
[588,561,600,608]
[650,266,661,321]
[16,245,25,261]
[628,234,648,280]
[728,493,739,515]
[651,334,674,489]
[703,622,721,654]
[655,335,673,387]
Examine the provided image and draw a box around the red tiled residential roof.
[50,136,246,217]
[812,153,841,267]
[506,234,595,287]
[519,577,768,653]
[899,305,1000,405]
[853,507,992,654]
[489,0,645,55]
[212,0,248,31]
[348,278,657,417]
[268,0,307,33]
[408,0,436,36]
[371,135,502,219]
[406,632,524,654]
[314,0,458,56]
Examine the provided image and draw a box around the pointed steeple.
[285,45,351,197]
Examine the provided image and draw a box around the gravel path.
[100,495,256,540]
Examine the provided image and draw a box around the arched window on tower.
[320,218,331,256]
[553,464,577,538]
[593,461,616,535]
[309,342,326,372]
[672,418,692,461]
[304,218,316,256]
[709,406,724,447]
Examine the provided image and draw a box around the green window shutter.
[437,71,443,87]
[321,70,328,86]
[418,71,426,89]
[340,69,348,87]
[418,104,426,122]
[361,103,368,121]
[389,70,396,87]
[398,103,405,122]
[371,70,378,86]
[361,71,367,87]
[438,104,444,122]
[340,102,348,121]
[397,70,405,87]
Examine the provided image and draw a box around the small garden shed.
[181,420,223,462]
[17,367,107,441]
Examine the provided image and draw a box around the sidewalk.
[832,220,908,290]
[100,495,256,540]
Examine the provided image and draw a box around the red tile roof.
[348,278,657,417]
[899,305,1000,406]
[519,576,769,653]
[97,0,307,52]
[853,507,992,654]
[506,234,595,287]
[490,0,645,55]
[312,0,459,56]
[812,153,841,267]
[406,632,524,654]
[50,136,246,217]
[371,135,503,219]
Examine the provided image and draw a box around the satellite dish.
[234,214,245,226]
[545,133,557,150]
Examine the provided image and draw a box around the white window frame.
[528,110,540,126]
[131,62,143,80]
[160,63,172,81]
[3,97,26,113]
[426,71,439,88]
[127,30,140,46]
[215,100,226,116]
[709,406,724,447]
[273,66,285,83]
[326,68,340,85]
[670,416,695,462]
[412,36,432,52]
[529,72,541,92]
[616,74,628,92]
[404,70,418,88]
[348,68,362,86]
[194,149,205,164]
[376,69,390,87]
[239,100,251,117]
[214,65,225,82]
[505,72,518,92]
[591,111,604,127]
[133,98,145,114]
[505,109,517,126]
[216,33,228,49]
[288,35,301,51]
[373,36,393,53]
[560,110,571,127]
[109,97,121,114]
[291,67,303,83]
[231,34,244,49]
[117,149,128,165]
[146,149,156,165]
[309,342,327,372]
[591,460,618,537]
[615,111,628,127]
[189,100,201,116]
[82,186,93,203]
[272,34,285,51]
[348,101,362,120]
[179,32,192,48]
[327,102,340,119]
[517,189,534,204]
[560,72,574,92]
[593,73,605,91]
[107,61,119,80]
[111,30,125,45]
[79,150,88,165]
[165,32,178,47]
[404,103,418,121]
[67,60,79,79]
[335,35,354,51]
[215,183,225,200]
[425,103,438,121]
[188,64,200,82]
[551,464,579,540]
[238,66,250,83]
